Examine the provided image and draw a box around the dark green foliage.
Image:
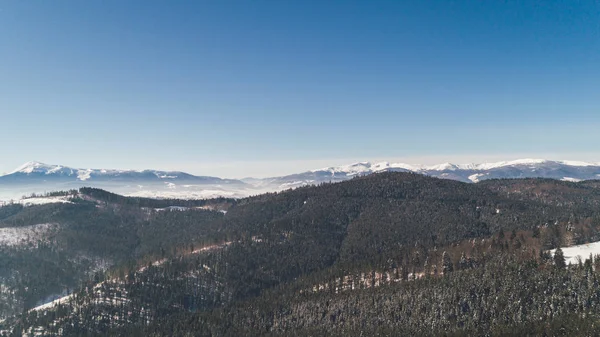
[0,204,23,222]
[7,174,600,335]
[554,247,566,269]
[65,252,600,337]
[0,192,228,319]
[532,226,540,238]
[442,251,453,274]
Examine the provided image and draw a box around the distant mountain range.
[292,158,600,183]
[0,161,249,201]
[2,159,600,201]
[1,161,243,184]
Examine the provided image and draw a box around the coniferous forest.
[3,173,600,336]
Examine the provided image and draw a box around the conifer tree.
[554,248,566,269]
[442,251,453,274]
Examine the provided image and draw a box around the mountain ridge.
[6,173,600,335]
[276,158,600,185]
[5,158,600,180]
[2,159,600,201]
[1,161,240,182]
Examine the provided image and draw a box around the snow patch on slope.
[313,161,417,176]
[6,161,49,175]
[14,196,73,206]
[156,173,177,179]
[0,223,58,247]
[154,206,189,212]
[30,293,76,312]
[77,169,92,181]
[473,159,549,170]
[426,163,460,171]
[125,189,246,199]
[468,173,487,183]
[312,162,373,176]
[559,160,598,167]
[549,241,600,266]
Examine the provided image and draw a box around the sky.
[1,0,599,178]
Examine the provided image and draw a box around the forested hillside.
[4,173,600,336]
[0,189,232,321]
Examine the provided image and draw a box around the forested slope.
[4,173,600,336]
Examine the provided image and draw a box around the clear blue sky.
[1,0,599,177]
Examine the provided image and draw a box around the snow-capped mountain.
[2,159,600,202]
[263,159,600,189]
[0,162,249,201]
[1,161,241,183]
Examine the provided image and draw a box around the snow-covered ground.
[30,293,76,312]
[0,196,73,207]
[549,241,600,265]
[30,241,234,315]
[561,177,583,183]
[0,223,58,247]
[468,173,487,183]
[16,196,73,206]
[154,206,190,212]
[125,188,249,199]
[149,205,227,213]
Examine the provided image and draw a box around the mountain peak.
[425,162,459,171]
[8,161,58,175]
[303,158,600,182]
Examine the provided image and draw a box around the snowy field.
[0,195,73,207]
[154,206,190,212]
[0,223,58,247]
[549,241,600,265]
[125,188,250,199]
[30,293,76,312]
